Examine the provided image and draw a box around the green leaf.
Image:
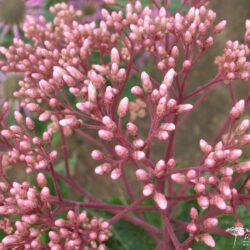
[106,219,155,250]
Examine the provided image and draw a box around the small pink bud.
[198,196,209,210]
[230,100,245,119]
[111,48,120,63]
[66,66,83,80]
[141,72,153,93]
[163,68,176,87]
[136,169,150,182]
[190,207,198,220]
[111,168,122,180]
[143,183,154,196]
[91,150,104,160]
[214,20,227,33]
[187,170,197,180]
[154,160,166,177]
[26,117,35,130]
[171,173,186,184]
[133,139,144,149]
[200,139,212,154]
[200,234,215,248]
[212,195,227,210]
[88,82,97,103]
[14,111,23,124]
[41,187,50,201]
[177,104,193,113]
[115,145,129,158]
[158,131,169,140]
[194,183,206,193]
[156,97,167,117]
[98,130,114,141]
[204,158,216,168]
[235,161,250,173]
[227,149,242,161]
[2,235,19,246]
[154,193,167,210]
[187,223,197,234]
[160,123,176,131]
[126,122,138,136]
[118,97,129,118]
[102,116,117,131]
[132,150,145,160]
[203,218,218,228]
[131,86,143,96]
[37,173,47,188]
[95,163,112,175]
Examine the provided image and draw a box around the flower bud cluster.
[0,180,110,249]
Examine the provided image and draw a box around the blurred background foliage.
[1,0,250,249]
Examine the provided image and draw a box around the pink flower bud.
[118,97,129,118]
[55,218,66,227]
[230,100,245,119]
[133,139,144,149]
[235,161,250,173]
[66,66,83,80]
[91,150,104,160]
[98,130,114,141]
[132,150,145,160]
[156,97,167,117]
[187,170,197,180]
[198,196,209,210]
[154,160,166,177]
[163,68,176,87]
[194,183,206,193]
[20,141,31,151]
[200,139,212,154]
[37,173,47,188]
[204,158,216,168]
[203,218,218,228]
[88,82,97,103]
[2,235,19,246]
[154,193,167,210]
[111,168,122,180]
[187,223,197,234]
[14,111,23,124]
[158,131,169,140]
[167,158,176,169]
[214,20,227,33]
[126,122,138,136]
[102,116,117,131]
[131,86,143,96]
[95,163,112,175]
[200,234,215,248]
[111,48,120,63]
[1,129,13,138]
[227,149,242,161]
[171,173,186,184]
[177,104,193,113]
[41,187,50,201]
[39,111,51,122]
[236,119,249,134]
[136,169,150,182]
[167,99,177,111]
[141,72,153,93]
[115,145,129,158]
[143,183,154,196]
[212,195,227,210]
[26,117,35,130]
[190,207,198,220]
[160,123,176,131]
